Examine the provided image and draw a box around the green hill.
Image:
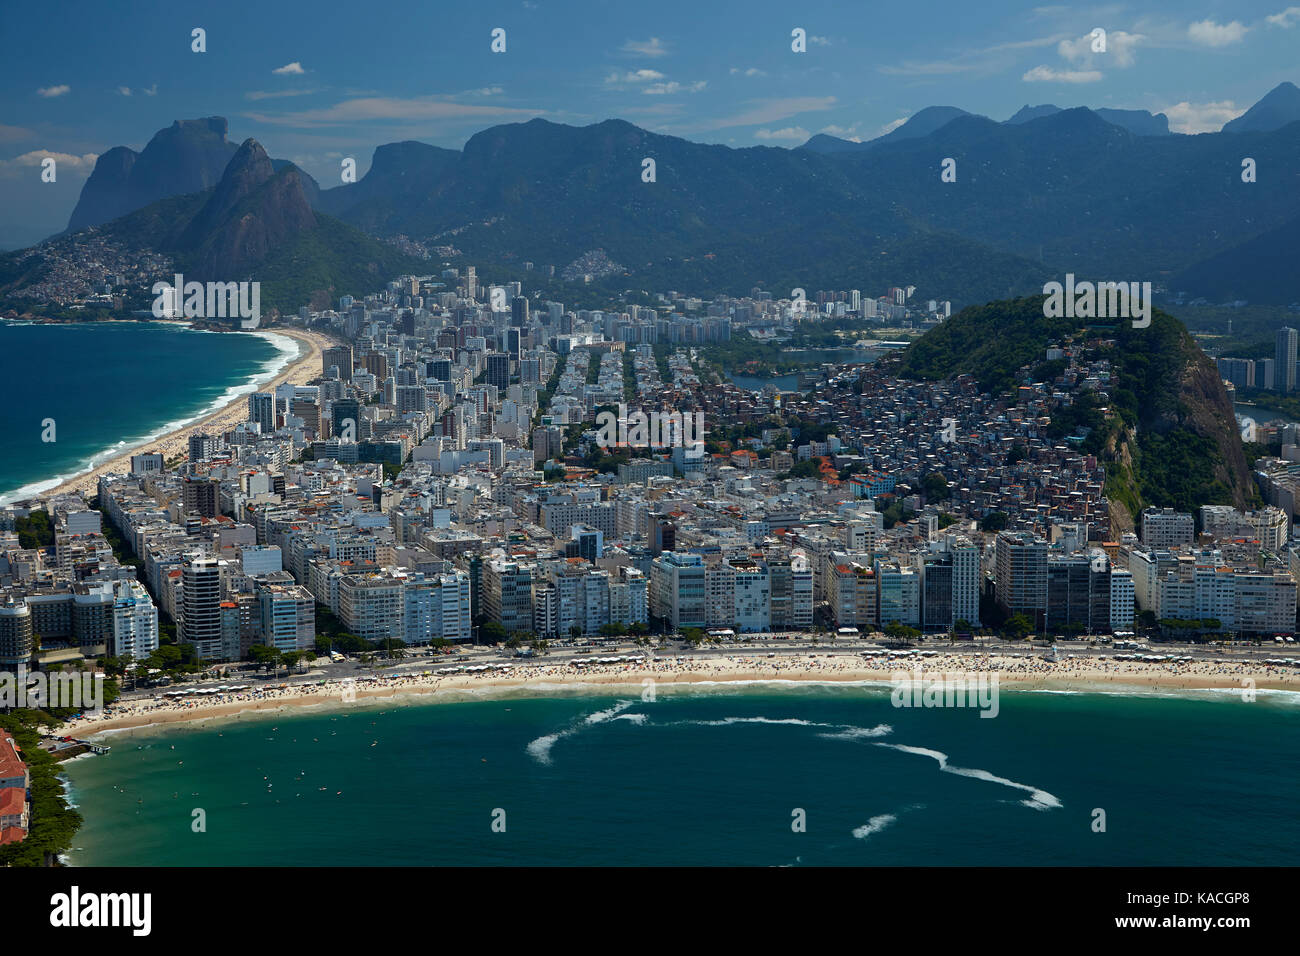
[901,296,1252,525]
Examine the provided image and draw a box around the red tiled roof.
[0,734,25,781]
[0,788,25,816]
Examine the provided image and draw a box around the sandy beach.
[39,325,331,501]
[65,652,1300,736]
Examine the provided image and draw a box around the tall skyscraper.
[323,345,354,380]
[949,534,981,628]
[1276,327,1297,393]
[331,398,361,440]
[249,392,275,434]
[995,531,1048,630]
[486,353,510,390]
[181,555,224,660]
[511,296,529,327]
[0,598,33,666]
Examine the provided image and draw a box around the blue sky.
[2,0,1298,248]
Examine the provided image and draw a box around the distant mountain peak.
[1006,104,1062,124]
[1095,108,1170,136]
[66,116,239,233]
[171,116,229,137]
[883,106,975,141]
[800,105,976,153]
[1006,104,1169,135]
[62,119,321,238]
[1222,80,1300,133]
[175,136,314,279]
[799,132,867,153]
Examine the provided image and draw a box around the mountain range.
[7,81,1300,311]
[803,102,1175,150]
[65,117,322,233]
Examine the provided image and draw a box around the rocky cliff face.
[67,118,237,232]
[1174,343,1252,509]
[183,140,316,280]
[65,146,137,230]
[1104,319,1251,538]
[64,118,322,238]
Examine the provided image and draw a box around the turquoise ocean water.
[62,684,1300,866]
[0,321,294,503]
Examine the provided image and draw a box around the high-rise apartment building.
[249,391,275,434]
[181,554,225,660]
[1276,327,1297,393]
[995,531,1048,629]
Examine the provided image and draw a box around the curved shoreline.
[8,324,329,504]
[67,654,1300,738]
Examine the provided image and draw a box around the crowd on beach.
[65,650,1299,734]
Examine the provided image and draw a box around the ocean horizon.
[0,320,298,504]
[61,683,1300,866]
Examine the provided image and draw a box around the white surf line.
[526,700,639,765]
[875,743,1062,811]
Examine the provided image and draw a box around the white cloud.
[605,69,666,85]
[143,84,157,96]
[1058,30,1142,68]
[466,86,504,96]
[810,35,832,46]
[729,67,766,77]
[273,62,306,75]
[0,150,97,172]
[643,80,706,95]
[36,85,70,98]
[1187,19,1248,46]
[621,37,669,57]
[117,86,132,96]
[754,126,810,141]
[819,123,864,141]
[1162,100,1245,133]
[1266,6,1300,27]
[877,117,909,136]
[1023,65,1103,83]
